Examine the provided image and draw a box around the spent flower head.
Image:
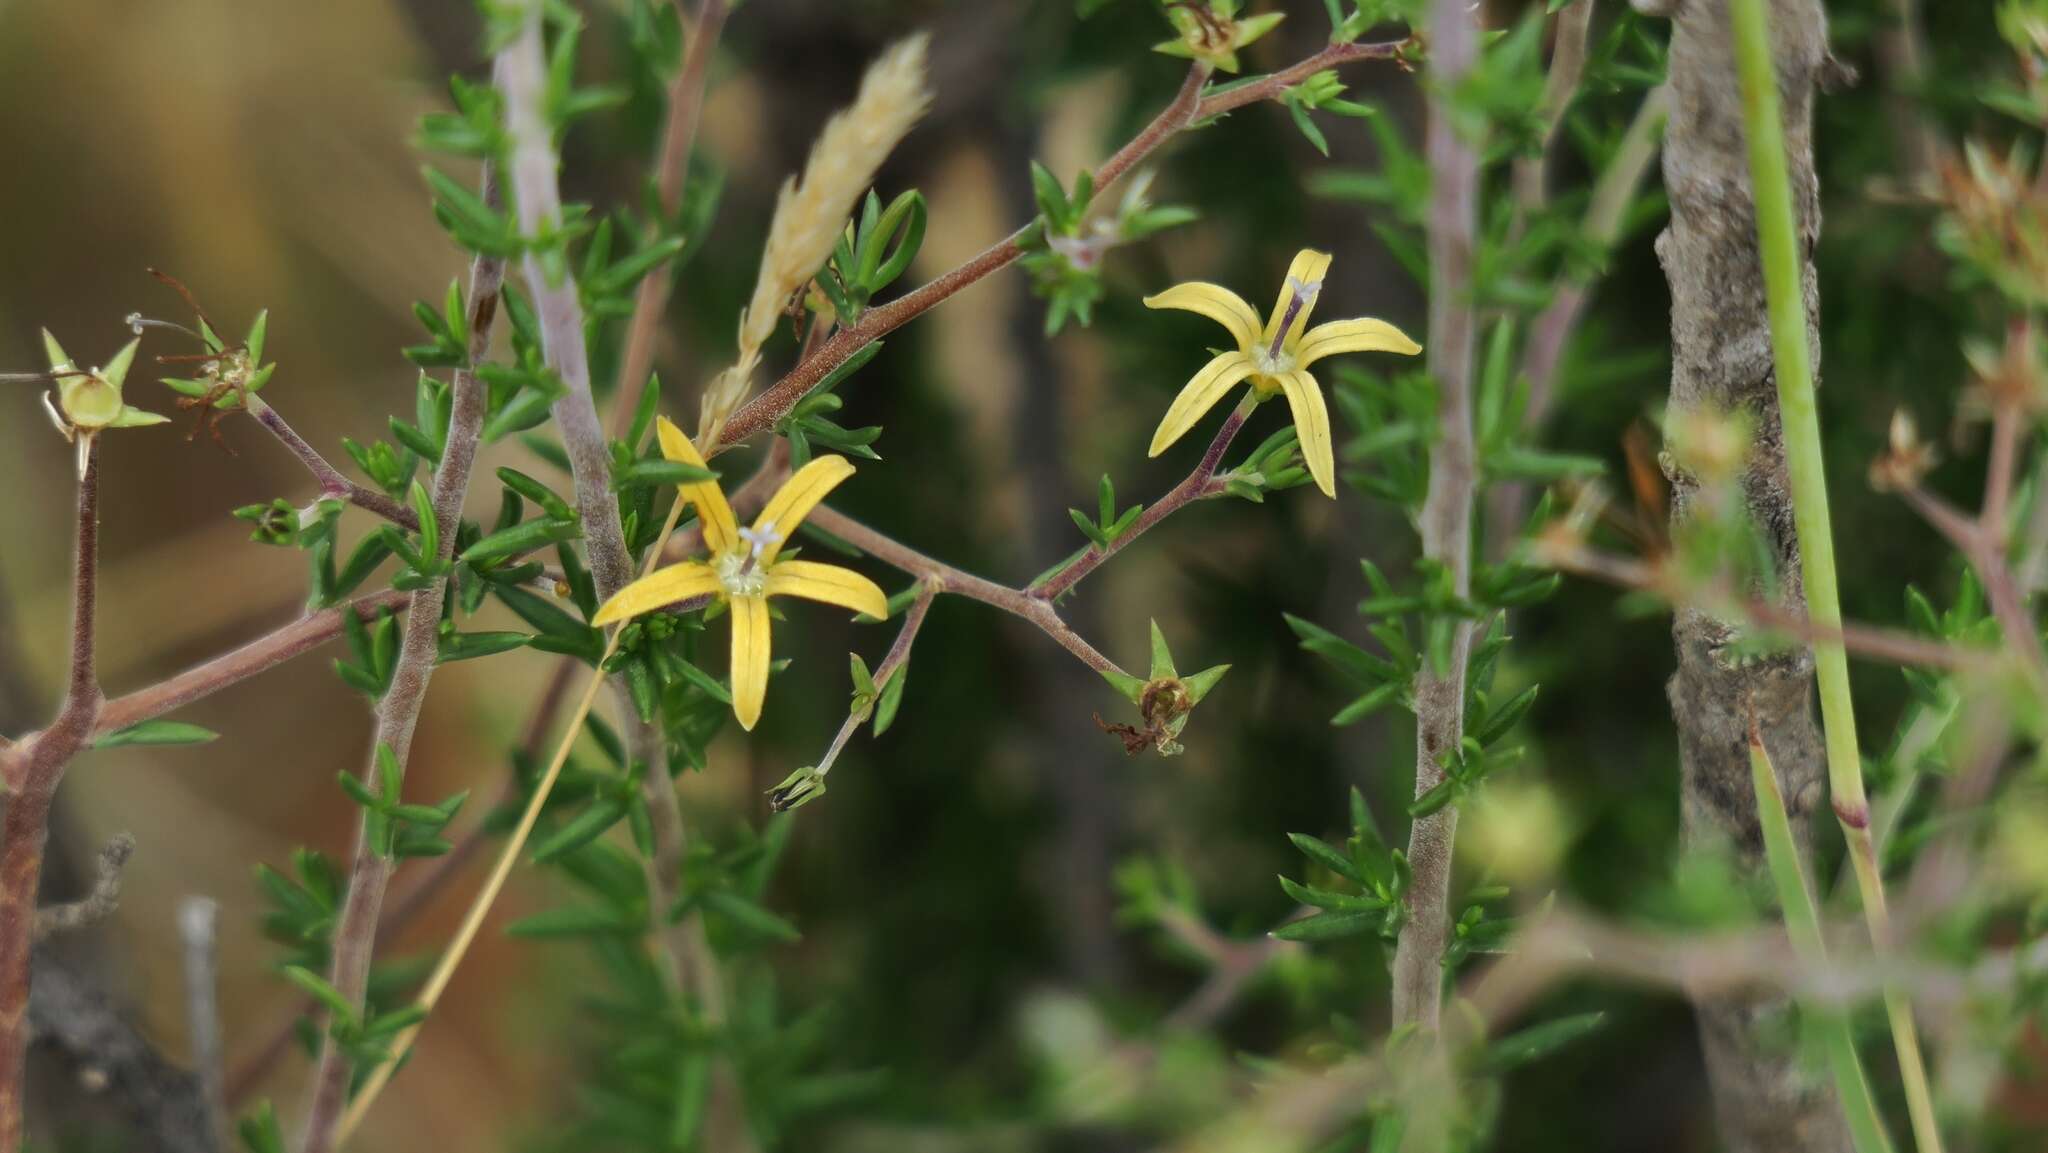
[1154,1,1286,74]
[1144,248,1420,497]
[36,330,169,476]
[593,417,888,730]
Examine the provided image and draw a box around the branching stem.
[709,40,1409,454]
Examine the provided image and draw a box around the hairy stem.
[89,590,411,739]
[247,395,419,530]
[222,658,575,1109]
[297,167,507,1153]
[500,12,633,600]
[1730,1,1942,1148]
[803,507,1125,677]
[1391,0,1481,1035]
[0,441,104,1147]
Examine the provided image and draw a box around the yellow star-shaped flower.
[592,417,888,731]
[1144,249,1420,498]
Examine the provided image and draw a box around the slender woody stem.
[247,395,419,530]
[803,507,1126,678]
[1729,1,1943,1147]
[496,7,748,1144]
[89,590,411,739]
[0,440,104,1147]
[1033,393,1253,601]
[297,164,507,1153]
[1392,0,1481,1035]
[709,40,1409,454]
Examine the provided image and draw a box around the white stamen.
[737,521,783,561]
[1286,275,1324,304]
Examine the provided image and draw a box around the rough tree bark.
[1656,1,1849,1149]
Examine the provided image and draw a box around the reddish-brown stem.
[248,397,419,530]
[298,165,507,1153]
[609,0,731,437]
[1897,476,2048,682]
[802,507,1125,678]
[1033,394,1252,601]
[89,590,411,739]
[709,40,1408,455]
[0,442,104,1147]
[1982,394,2021,541]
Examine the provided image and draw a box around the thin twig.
[246,395,419,530]
[1539,541,1985,670]
[1392,0,1481,1037]
[32,832,134,942]
[709,40,1410,454]
[774,583,936,809]
[788,388,1267,740]
[88,589,411,740]
[610,0,731,436]
[1895,471,2048,682]
[297,163,507,1153]
[1033,394,1253,601]
[1490,85,1669,557]
[1512,0,1595,221]
[803,507,1126,677]
[178,896,231,1153]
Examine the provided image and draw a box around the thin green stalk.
[1729,1,1943,1149]
[1750,730,1894,1153]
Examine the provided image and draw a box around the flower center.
[1253,347,1296,379]
[716,521,783,598]
[715,549,768,598]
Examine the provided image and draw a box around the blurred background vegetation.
[0,0,2034,1149]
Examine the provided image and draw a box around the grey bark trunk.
[1656,1,1851,1150]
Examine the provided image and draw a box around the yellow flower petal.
[656,416,737,555]
[752,455,856,565]
[1262,249,1334,351]
[1274,370,1337,499]
[1149,351,1258,458]
[1295,317,1422,369]
[763,560,889,619]
[729,595,772,731]
[1141,282,1262,352]
[591,561,723,626]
